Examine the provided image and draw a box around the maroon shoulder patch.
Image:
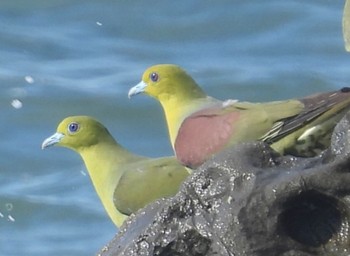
[174,107,240,168]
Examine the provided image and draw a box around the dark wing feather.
[261,87,350,143]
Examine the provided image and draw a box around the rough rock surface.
[97,113,350,256]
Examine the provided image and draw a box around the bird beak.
[128,81,147,99]
[42,132,64,149]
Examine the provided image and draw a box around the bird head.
[42,116,112,151]
[128,64,206,103]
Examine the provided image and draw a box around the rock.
[97,113,350,256]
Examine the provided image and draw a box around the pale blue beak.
[42,132,64,149]
[128,81,147,99]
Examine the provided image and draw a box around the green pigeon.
[42,116,189,227]
[128,64,350,168]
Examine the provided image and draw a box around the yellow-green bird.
[42,116,189,227]
[128,64,350,169]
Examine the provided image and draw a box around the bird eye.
[68,122,80,133]
[150,72,159,82]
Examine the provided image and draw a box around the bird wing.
[261,88,350,143]
[174,100,304,168]
[113,157,189,215]
[175,88,350,168]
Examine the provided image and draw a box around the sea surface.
[1,1,349,255]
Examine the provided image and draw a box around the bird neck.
[78,141,140,226]
[79,140,139,185]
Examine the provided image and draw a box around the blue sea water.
[0,1,349,255]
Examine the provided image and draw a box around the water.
[0,1,349,255]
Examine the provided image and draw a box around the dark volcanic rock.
[97,113,350,256]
